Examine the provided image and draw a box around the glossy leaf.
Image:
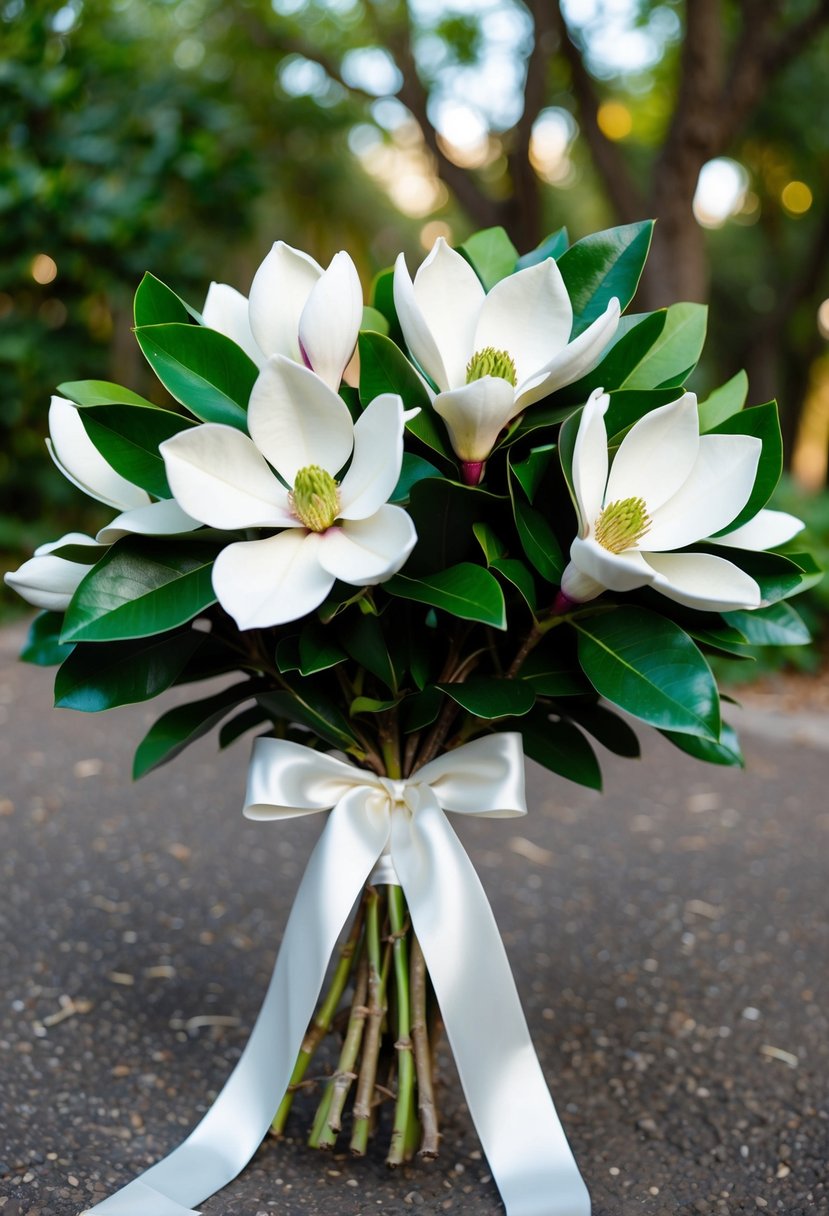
[473,521,507,564]
[54,629,203,711]
[458,227,518,290]
[298,622,346,676]
[698,370,748,432]
[61,537,218,643]
[519,641,587,697]
[574,607,720,739]
[78,403,196,498]
[134,271,197,327]
[521,710,602,789]
[662,720,744,768]
[710,402,782,533]
[57,379,156,409]
[370,267,404,346]
[361,305,389,336]
[406,478,497,575]
[135,323,257,429]
[704,548,811,605]
[558,311,666,402]
[339,612,399,693]
[358,330,450,459]
[515,227,569,270]
[437,677,535,719]
[512,496,563,583]
[134,681,259,777]
[219,705,271,749]
[565,703,640,757]
[510,444,556,503]
[622,303,707,389]
[723,602,810,647]
[20,611,74,667]
[350,696,398,715]
[259,684,358,751]
[402,686,443,732]
[557,221,654,336]
[491,557,537,613]
[385,564,507,629]
[391,453,442,503]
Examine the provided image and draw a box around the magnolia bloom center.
[465,346,517,387]
[290,464,341,532]
[594,496,651,555]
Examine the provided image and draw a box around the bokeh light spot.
[31,254,58,285]
[597,101,632,141]
[781,181,813,216]
[693,158,748,228]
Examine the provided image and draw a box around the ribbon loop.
[87,734,591,1216]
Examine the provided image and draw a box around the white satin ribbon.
[87,733,591,1216]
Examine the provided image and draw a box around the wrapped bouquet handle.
[88,733,590,1216]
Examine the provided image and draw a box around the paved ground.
[1,621,827,1216]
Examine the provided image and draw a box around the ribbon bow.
[89,734,591,1216]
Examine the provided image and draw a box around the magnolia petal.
[513,298,621,411]
[646,433,762,552]
[48,396,150,511]
[160,423,294,529]
[338,394,406,520]
[96,499,202,544]
[711,508,805,551]
[202,282,264,368]
[572,388,610,537]
[559,560,605,604]
[433,377,517,463]
[4,534,99,612]
[604,391,699,514]
[474,258,573,385]
[393,253,451,391]
[298,251,363,391]
[643,551,762,612]
[318,506,417,585]
[568,534,655,593]
[213,530,334,630]
[247,356,354,484]
[408,239,484,389]
[248,241,322,362]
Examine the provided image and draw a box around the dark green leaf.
[510,444,556,503]
[661,720,744,768]
[54,629,203,711]
[558,311,666,402]
[557,221,654,336]
[61,537,218,643]
[370,267,404,346]
[723,602,810,647]
[491,557,537,613]
[134,681,258,777]
[520,641,587,696]
[134,271,198,327]
[358,331,450,459]
[437,677,535,719]
[710,402,782,532]
[385,564,507,629]
[339,613,398,692]
[299,622,346,676]
[500,400,577,447]
[512,496,563,583]
[57,379,156,409]
[135,323,257,429]
[521,710,602,789]
[276,635,301,673]
[687,623,752,659]
[565,703,640,757]
[78,403,196,498]
[458,227,518,290]
[515,227,569,270]
[473,521,507,564]
[698,371,748,432]
[219,705,271,749]
[402,686,443,732]
[704,548,811,605]
[259,683,359,751]
[391,453,442,503]
[574,607,720,739]
[20,611,74,667]
[622,303,707,389]
[406,478,497,574]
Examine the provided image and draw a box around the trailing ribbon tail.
[86,734,591,1216]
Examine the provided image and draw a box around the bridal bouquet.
[5,222,819,1216]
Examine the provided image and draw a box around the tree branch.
[553,5,644,224]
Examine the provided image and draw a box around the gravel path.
[1,622,827,1216]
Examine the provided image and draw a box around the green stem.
[386,885,418,1166]
[350,888,389,1156]
[271,900,364,1136]
[310,952,369,1148]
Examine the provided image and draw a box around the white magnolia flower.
[559,389,803,613]
[393,237,620,481]
[47,397,199,544]
[4,532,102,611]
[159,356,417,629]
[202,241,363,391]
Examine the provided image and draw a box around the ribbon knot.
[88,733,591,1216]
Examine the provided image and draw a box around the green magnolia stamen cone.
[595,496,652,554]
[465,346,517,387]
[290,465,340,532]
